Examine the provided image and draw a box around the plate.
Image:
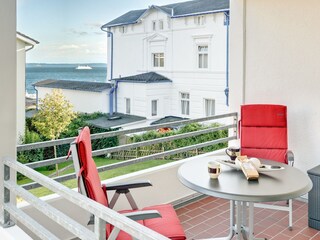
[215,159,285,172]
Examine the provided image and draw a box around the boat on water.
[76,65,92,70]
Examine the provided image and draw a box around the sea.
[26,63,107,95]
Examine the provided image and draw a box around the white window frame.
[151,99,158,116]
[153,53,164,68]
[159,20,164,30]
[180,92,190,116]
[198,45,208,69]
[204,98,215,116]
[152,21,156,31]
[125,98,131,114]
[119,26,127,34]
[194,15,206,25]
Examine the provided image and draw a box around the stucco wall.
[229,0,320,172]
[37,87,110,114]
[108,10,229,119]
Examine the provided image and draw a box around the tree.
[32,89,76,174]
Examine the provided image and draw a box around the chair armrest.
[107,180,152,209]
[123,210,162,221]
[107,180,152,191]
[287,150,294,166]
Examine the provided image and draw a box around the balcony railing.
[1,112,238,239]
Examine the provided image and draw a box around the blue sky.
[17,0,186,64]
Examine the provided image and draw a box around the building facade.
[16,32,38,142]
[102,0,230,120]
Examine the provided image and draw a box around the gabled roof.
[113,72,172,84]
[16,31,39,45]
[102,0,229,28]
[33,79,111,92]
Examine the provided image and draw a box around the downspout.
[101,26,115,115]
[34,86,39,110]
[224,11,230,106]
[114,80,119,113]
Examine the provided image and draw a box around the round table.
[178,155,312,240]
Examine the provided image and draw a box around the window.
[151,100,158,116]
[153,53,164,67]
[204,99,215,116]
[194,16,206,25]
[125,98,131,114]
[119,26,127,33]
[152,21,156,31]
[198,45,208,68]
[159,20,164,30]
[180,92,190,115]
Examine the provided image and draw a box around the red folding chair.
[239,104,294,229]
[70,126,186,240]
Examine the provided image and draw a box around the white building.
[102,0,229,120]
[34,80,112,114]
[16,32,38,142]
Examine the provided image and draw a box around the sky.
[17,0,187,64]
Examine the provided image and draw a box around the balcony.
[0,111,317,239]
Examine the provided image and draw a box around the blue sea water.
[26,63,107,94]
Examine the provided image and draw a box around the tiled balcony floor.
[176,197,320,240]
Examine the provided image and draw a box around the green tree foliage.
[32,89,76,141]
[32,89,76,173]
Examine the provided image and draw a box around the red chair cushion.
[240,104,288,163]
[76,127,109,207]
[115,204,186,240]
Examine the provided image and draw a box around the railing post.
[234,113,238,138]
[0,158,15,228]
[94,215,106,240]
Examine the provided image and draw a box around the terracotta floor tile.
[176,197,320,240]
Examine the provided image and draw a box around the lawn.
[18,157,175,198]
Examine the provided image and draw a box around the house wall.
[108,10,228,119]
[229,0,320,173]
[116,82,147,117]
[0,0,17,227]
[36,87,110,114]
[16,39,27,143]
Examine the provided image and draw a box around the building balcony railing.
[1,112,238,239]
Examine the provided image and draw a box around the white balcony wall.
[36,87,110,113]
[229,0,320,172]
[109,10,228,119]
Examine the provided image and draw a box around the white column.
[0,0,17,225]
[229,0,246,113]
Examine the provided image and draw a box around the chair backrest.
[71,126,109,207]
[240,104,288,163]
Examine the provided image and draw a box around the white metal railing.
[1,157,169,240]
[1,112,238,239]
[19,112,238,190]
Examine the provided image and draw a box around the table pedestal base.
[198,200,267,240]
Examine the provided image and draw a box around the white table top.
[178,155,312,202]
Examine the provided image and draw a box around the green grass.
[18,157,175,198]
